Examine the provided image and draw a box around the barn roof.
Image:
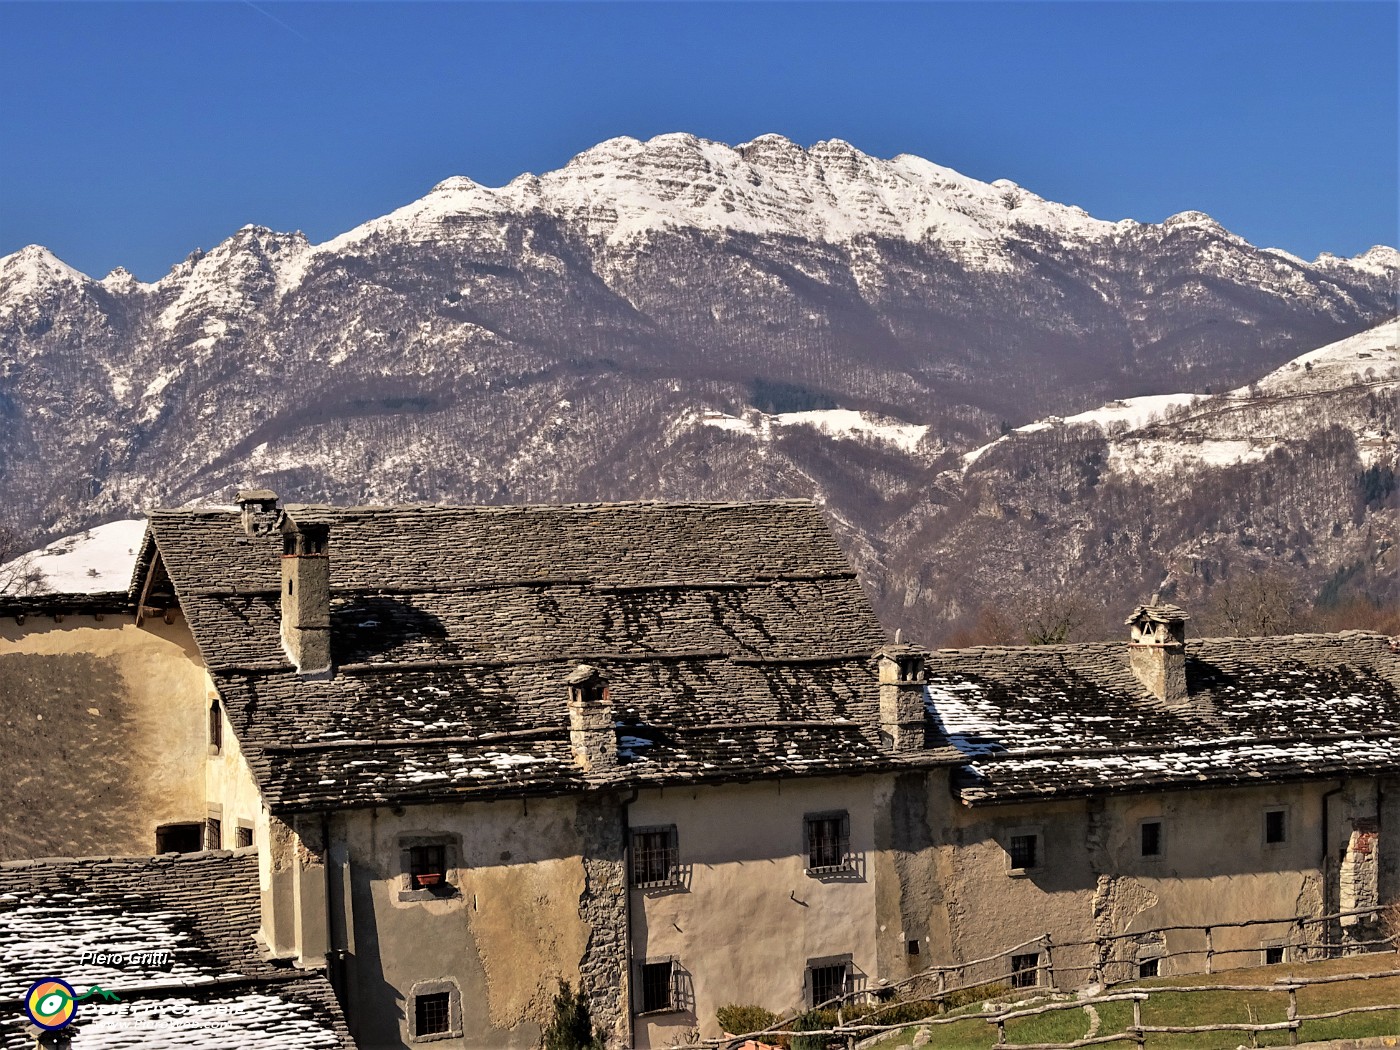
[134,500,960,810]
[0,850,352,1049]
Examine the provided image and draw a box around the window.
[805,812,851,873]
[208,697,222,752]
[1264,945,1286,965]
[408,980,461,1041]
[631,826,679,888]
[807,961,850,1008]
[907,939,921,956]
[409,844,447,889]
[1140,820,1163,858]
[155,823,202,854]
[639,960,676,1014]
[1265,809,1288,845]
[1137,958,1160,979]
[398,836,459,901]
[205,817,222,850]
[235,824,254,849]
[1010,953,1040,989]
[415,993,450,1035]
[1009,834,1038,871]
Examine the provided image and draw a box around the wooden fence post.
[1043,933,1055,989]
[1287,985,1299,1047]
[1093,937,1105,987]
[996,1017,1007,1045]
[1205,926,1214,974]
[1132,996,1146,1050]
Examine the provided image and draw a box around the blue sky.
[2,1,1395,281]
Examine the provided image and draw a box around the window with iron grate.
[415,992,451,1035]
[1009,834,1038,871]
[805,812,850,873]
[409,845,447,889]
[807,961,850,1008]
[1010,953,1040,988]
[631,826,680,888]
[639,960,676,1014]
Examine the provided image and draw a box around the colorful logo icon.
[24,978,77,1030]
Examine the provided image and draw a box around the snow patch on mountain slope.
[1248,317,1399,395]
[693,407,930,452]
[964,319,1398,475]
[4,520,146,594]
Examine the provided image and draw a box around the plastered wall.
[628,776,881,1047]
[332,795,616,1050]
[884,777,1375,989]
[0,613,209,859]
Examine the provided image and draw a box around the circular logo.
[25,978,77,1030]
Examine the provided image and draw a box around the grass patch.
[866,953,1400,1049]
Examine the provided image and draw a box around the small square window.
[409,980,460,1041]
[1265,809,1287,845]
[415,992,451,1035]
[235,825,254,849]
[906,939,921,956]
[1137,957,1160,979]
[1141,821,1163,857]
[1009,834,1038,871]
[1010,953,1040,988]
[1264,946,1286,965]
[805,812,851,873]
[640,960,676,1014]
[205,817,222,850]
[808,961,850,1007]
[632,826,680,888]
[409,844,447,889]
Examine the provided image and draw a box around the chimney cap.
[237,488,279,504]
[564,663,606,686]
[1125,602,1189,627]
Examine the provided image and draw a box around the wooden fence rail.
[704,906,1398,1050]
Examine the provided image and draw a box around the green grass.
[865,953,1400,1050]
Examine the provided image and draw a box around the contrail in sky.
[241,0,314,44]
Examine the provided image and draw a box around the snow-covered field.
[3,519,145,594]
[693,407,930,452]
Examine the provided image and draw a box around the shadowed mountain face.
[1,134,1395,637]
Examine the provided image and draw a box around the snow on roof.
[0,852,351,1049]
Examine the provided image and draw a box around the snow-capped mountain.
[1,133,1396,634]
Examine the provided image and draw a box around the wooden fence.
[707,904,1398,1049]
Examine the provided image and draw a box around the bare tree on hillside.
[0,523,45,596]
[1203,568,1307,637]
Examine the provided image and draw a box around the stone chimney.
[565,665,616,773]
[876,629,928,753]
[1126,601,1188,705]
[238,489,283,537]
[280,519,331,677]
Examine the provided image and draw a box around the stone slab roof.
[135,501,960,810]
[0,850,352,1049]
[927,632,1400,804]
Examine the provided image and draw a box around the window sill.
[635,1007,684,1018]
[409,1028,464,1043]
[398,885,460,904]
[1006,867,1039,878]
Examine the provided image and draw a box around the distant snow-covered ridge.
[3,133,1395,302]
[962,317,1399,474]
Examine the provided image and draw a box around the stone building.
[1,493,1398,1049]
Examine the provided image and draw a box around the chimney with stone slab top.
[877,628,929,753]
[1126,600,1188,705]
[565,664,616,773]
